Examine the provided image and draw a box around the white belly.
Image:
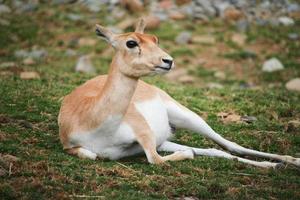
[135,96,172,146]
[69,96,171,159]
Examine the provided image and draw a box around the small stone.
[262,58,284,72]
[145,15,161,29]
[14,50,29,58]
[20,71,40,80]
[75,55,95,74]
[0,4,11,14]
[192,35,215,44]
[206,82,224,89]
[195,0,216,17]
[65,49,77,57]
[175,31,192,45]
[240,116,257,123]
[0,62,16,69]
[214,2,231,17]
[23,57,35,65]
[235,19,249,32]
[29,49,48,60]
[231,33,246,46]
[278,17,295,26]
[66,13,82,21]
[78,38,97,46]
[169,11,186,20]
[214,71,226,80]
[285,78,300,92]
[121,0,143,12]
[224,7,244,21]
[288,33,299,40]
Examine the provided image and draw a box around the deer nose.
[162,58,173,67]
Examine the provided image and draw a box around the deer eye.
[126,40,138,48]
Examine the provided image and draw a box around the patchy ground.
[1,2,300,200]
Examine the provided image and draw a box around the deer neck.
[95,54,138,126]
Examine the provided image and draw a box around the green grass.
[1,4,300,200]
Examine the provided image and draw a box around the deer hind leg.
[158,141,283,169]
[66,147,97,160]
[163,99,300,167]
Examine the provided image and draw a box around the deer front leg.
[125,107,193,164]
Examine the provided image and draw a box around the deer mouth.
[155,65,172,71]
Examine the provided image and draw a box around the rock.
[231,33,246,46]
[78,38,97,46]
[65,49,77,57]
[175,0,191,6]
[175,31,192,45]
[206,82,224,89]
[159,0,174,9]
[66,13,82,21]
[262,58,284,72]
[17,2,38,13]
[178,75,194,84]
[23,57,35,65]
[287,3,300,13]
[240,116,257,123]
[195,0,216,17]
[0,62,16,69]
[0,4,11,14]
[214,71,226,80]
[80,0,103,12]
[217,112,241,124]
[52,0,77,5]
[20,71,40,80]
[278,16,295,26]
[145,15,161,29]
[224,7,244,21]
[14,50,29,58]
[121,0,143,12]
[214,2,231,17]
[29,49,48,60]
[192,35,215,44]
[288,33,299,40]
[285,78,300,92]
[75,55,95,74]
[169,11,186,20]
[235,19,249,32]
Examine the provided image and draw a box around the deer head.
[95,18,174,78]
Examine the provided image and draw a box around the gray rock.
[79,0,105,12]
[17,2,38,13]
[75,55,95,74]
[235,19,249,32]
[175,31,192,45]
[14,50,29,58]
[262,58,284,72]
[29,49,48,60]
[241,116,257,123]
[52,0,77,5]
[287,3,300,13]
[67,13,83,21]
[0,4,11,14]
[288,33,299,40]
[278,16,295,26]
[65,49,77,57]
[286,78,300,92]
[195,0,216,17]
[213,1,231,17]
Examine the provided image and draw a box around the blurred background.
[1,1,300,199]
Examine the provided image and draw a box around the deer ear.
[135,18,146,34]
[95,24,115,43]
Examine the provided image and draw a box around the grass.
[1,3,300,200]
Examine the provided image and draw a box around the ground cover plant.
[0,2,300,199]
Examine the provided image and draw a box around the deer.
[58,19,300,168]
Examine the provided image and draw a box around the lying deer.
[58,19,300,168]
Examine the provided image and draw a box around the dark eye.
[126,40,138,48]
